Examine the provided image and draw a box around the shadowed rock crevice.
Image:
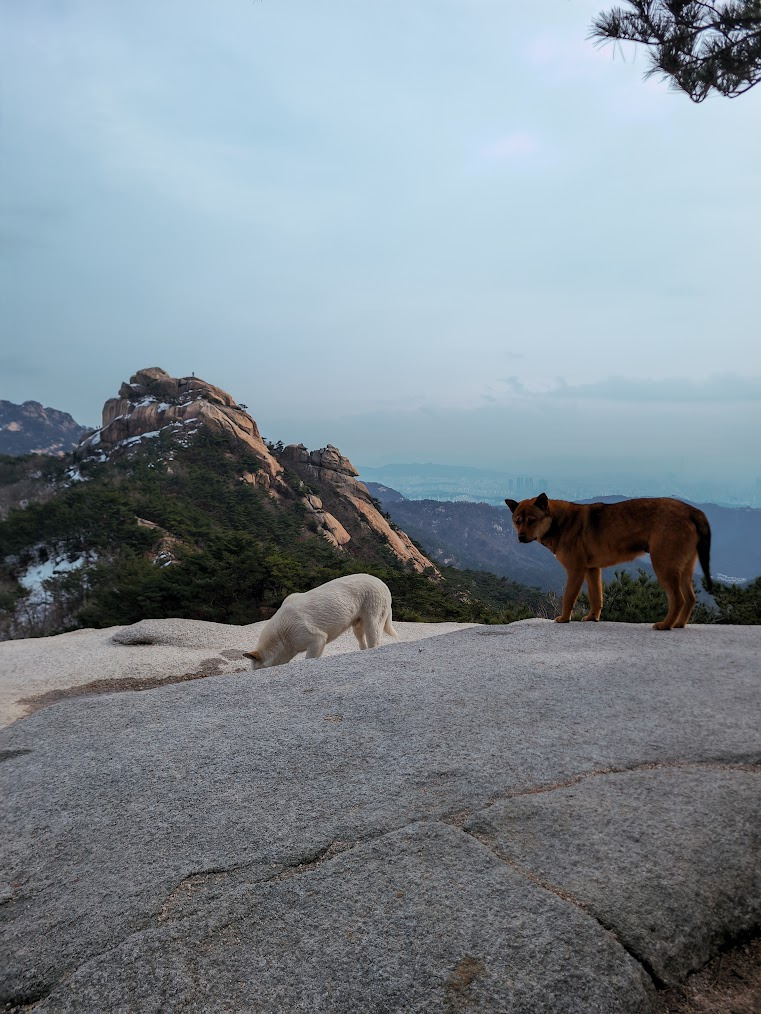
[653,933,761,1013]
[0,748,33,763]
[460,766,761,989]
[17,660,245,719]
[461,826,668,990]
[482,757,761,806]
[456,764,761,993]
[441,758,761,834]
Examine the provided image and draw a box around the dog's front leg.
[556,570,586,623]
[305,632,329,659]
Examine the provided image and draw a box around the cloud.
[487,374,761,405]
[543,374,761,403]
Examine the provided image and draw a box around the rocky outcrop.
[282,443,435,573]
[75,368,287,496]
[300,493,352,549]
[135,517,183,567]
[281,443,360,483]
[0,400,89,456]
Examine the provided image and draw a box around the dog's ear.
[534,493,549,511]
[243,650,262,661]
[505,498,519,513]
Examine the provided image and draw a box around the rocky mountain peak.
[75,367,287,495]
[116,367,239,410]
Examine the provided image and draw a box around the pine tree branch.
[590,0,761,99]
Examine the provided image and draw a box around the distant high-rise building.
[506,477,550,499]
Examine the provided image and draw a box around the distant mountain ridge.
[0,400,89,456]
[365,483,761,590]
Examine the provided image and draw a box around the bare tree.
[591,1,761,101]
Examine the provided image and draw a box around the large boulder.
[2,621,759,1011]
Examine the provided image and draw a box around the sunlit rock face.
[75,367,287,495]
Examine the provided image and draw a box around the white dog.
[244,573,398,669]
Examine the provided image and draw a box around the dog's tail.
[384,612,399,639]
[691,508,713,593]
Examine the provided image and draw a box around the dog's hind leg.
[650,559,685,631]
[674,554,698,628]
[352,617,368,649]
[304,632,329,658]
[583,568,602,621]
[651,533,695,630]
[361,613,385,648]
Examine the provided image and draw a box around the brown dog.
[504,494,712,630]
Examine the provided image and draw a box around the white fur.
[246,574,398,669]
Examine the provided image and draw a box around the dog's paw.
[581,614,599,622]
[652,621,673,630]
[553,616,571,623]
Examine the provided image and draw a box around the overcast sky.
[2,0,759,477]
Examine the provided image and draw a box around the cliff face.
[0,401,89,456]
[73,368,435,574]
[281,444,435,574]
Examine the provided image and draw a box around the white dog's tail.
[384,612,399,639]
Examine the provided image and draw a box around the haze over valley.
[359,462,761,510]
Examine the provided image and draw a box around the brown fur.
[505,494,712,630]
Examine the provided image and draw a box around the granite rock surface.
[1,620,759,1011]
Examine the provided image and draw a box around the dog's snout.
[518,534,528,543]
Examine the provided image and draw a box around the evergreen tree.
[591,1,761,101]
[711,576,761,623]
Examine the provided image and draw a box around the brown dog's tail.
[691,509,713,593]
